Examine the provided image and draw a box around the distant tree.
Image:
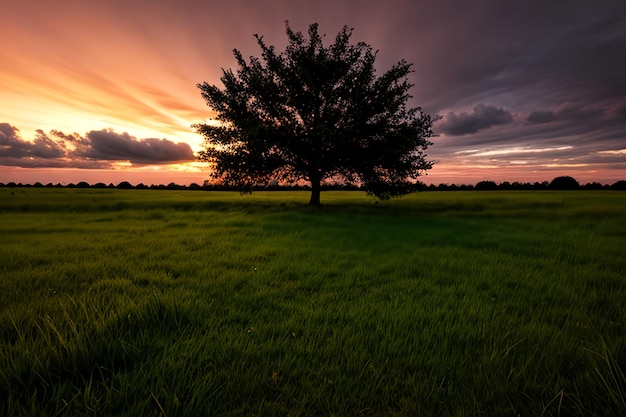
[549,176,579,190]
[498,181,511,190]
[414,181,428,191]
[116,181,134,189]
[76,181,90,188]
[475,180,498,191]
[194,22,437,206]
[610,180,626,190]
[583,182,604,190]
[166,182,183,190]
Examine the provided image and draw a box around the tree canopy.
[194,22,437,205]
[549,176,580,190]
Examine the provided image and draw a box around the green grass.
[0,188,625,416]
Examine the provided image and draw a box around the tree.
[475,180,498,191]
[610,180,626,190]
[116,181,134,189]
[194,22,437,206]
[549,176,579,190]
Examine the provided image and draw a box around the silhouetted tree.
[166,182,183,190]
[583,182,604,190]
[195,22,436,206]
[475,180,498,191]
[610,180,626,190]
[116,181,134,189]
[498,181,511,190]
[549,176,579,190]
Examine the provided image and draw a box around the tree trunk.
[309,176,321,206]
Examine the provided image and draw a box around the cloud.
[606,100,626,121]
[84,130,194,164]
[0,123,21,148]
[0,123,195,168]
[406,2,626,121]
[437,104,513,136]
[526,100,623,125]
[526,110,556,124]
[0,123,66,161]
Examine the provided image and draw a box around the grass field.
[0,188,625,416]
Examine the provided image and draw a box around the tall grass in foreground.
[0,189,625,416]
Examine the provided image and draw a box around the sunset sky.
[2,0,625,186]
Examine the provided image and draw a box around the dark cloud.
[0,123,194,168]
[525,99,626,130]
[437,104,513,136]
[388,0,626,143]
[84,130,194,164]
[0,123,20,145]
[526,101,605,125]
[0,123,66,161]
[527,111,555,124]
[606,100,626,121]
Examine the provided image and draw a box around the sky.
[2,0,626,186]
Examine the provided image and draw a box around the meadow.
[0,188,624,416]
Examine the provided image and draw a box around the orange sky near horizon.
[2,0,625,187]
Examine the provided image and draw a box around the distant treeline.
[1,176,625,191]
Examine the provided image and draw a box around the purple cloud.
[0,123,194,168]
[84,130,194,164]
[0,124,67,164]
[437,104,514,136]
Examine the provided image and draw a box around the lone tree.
[194,22,436,205]
[549,176,580,190]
